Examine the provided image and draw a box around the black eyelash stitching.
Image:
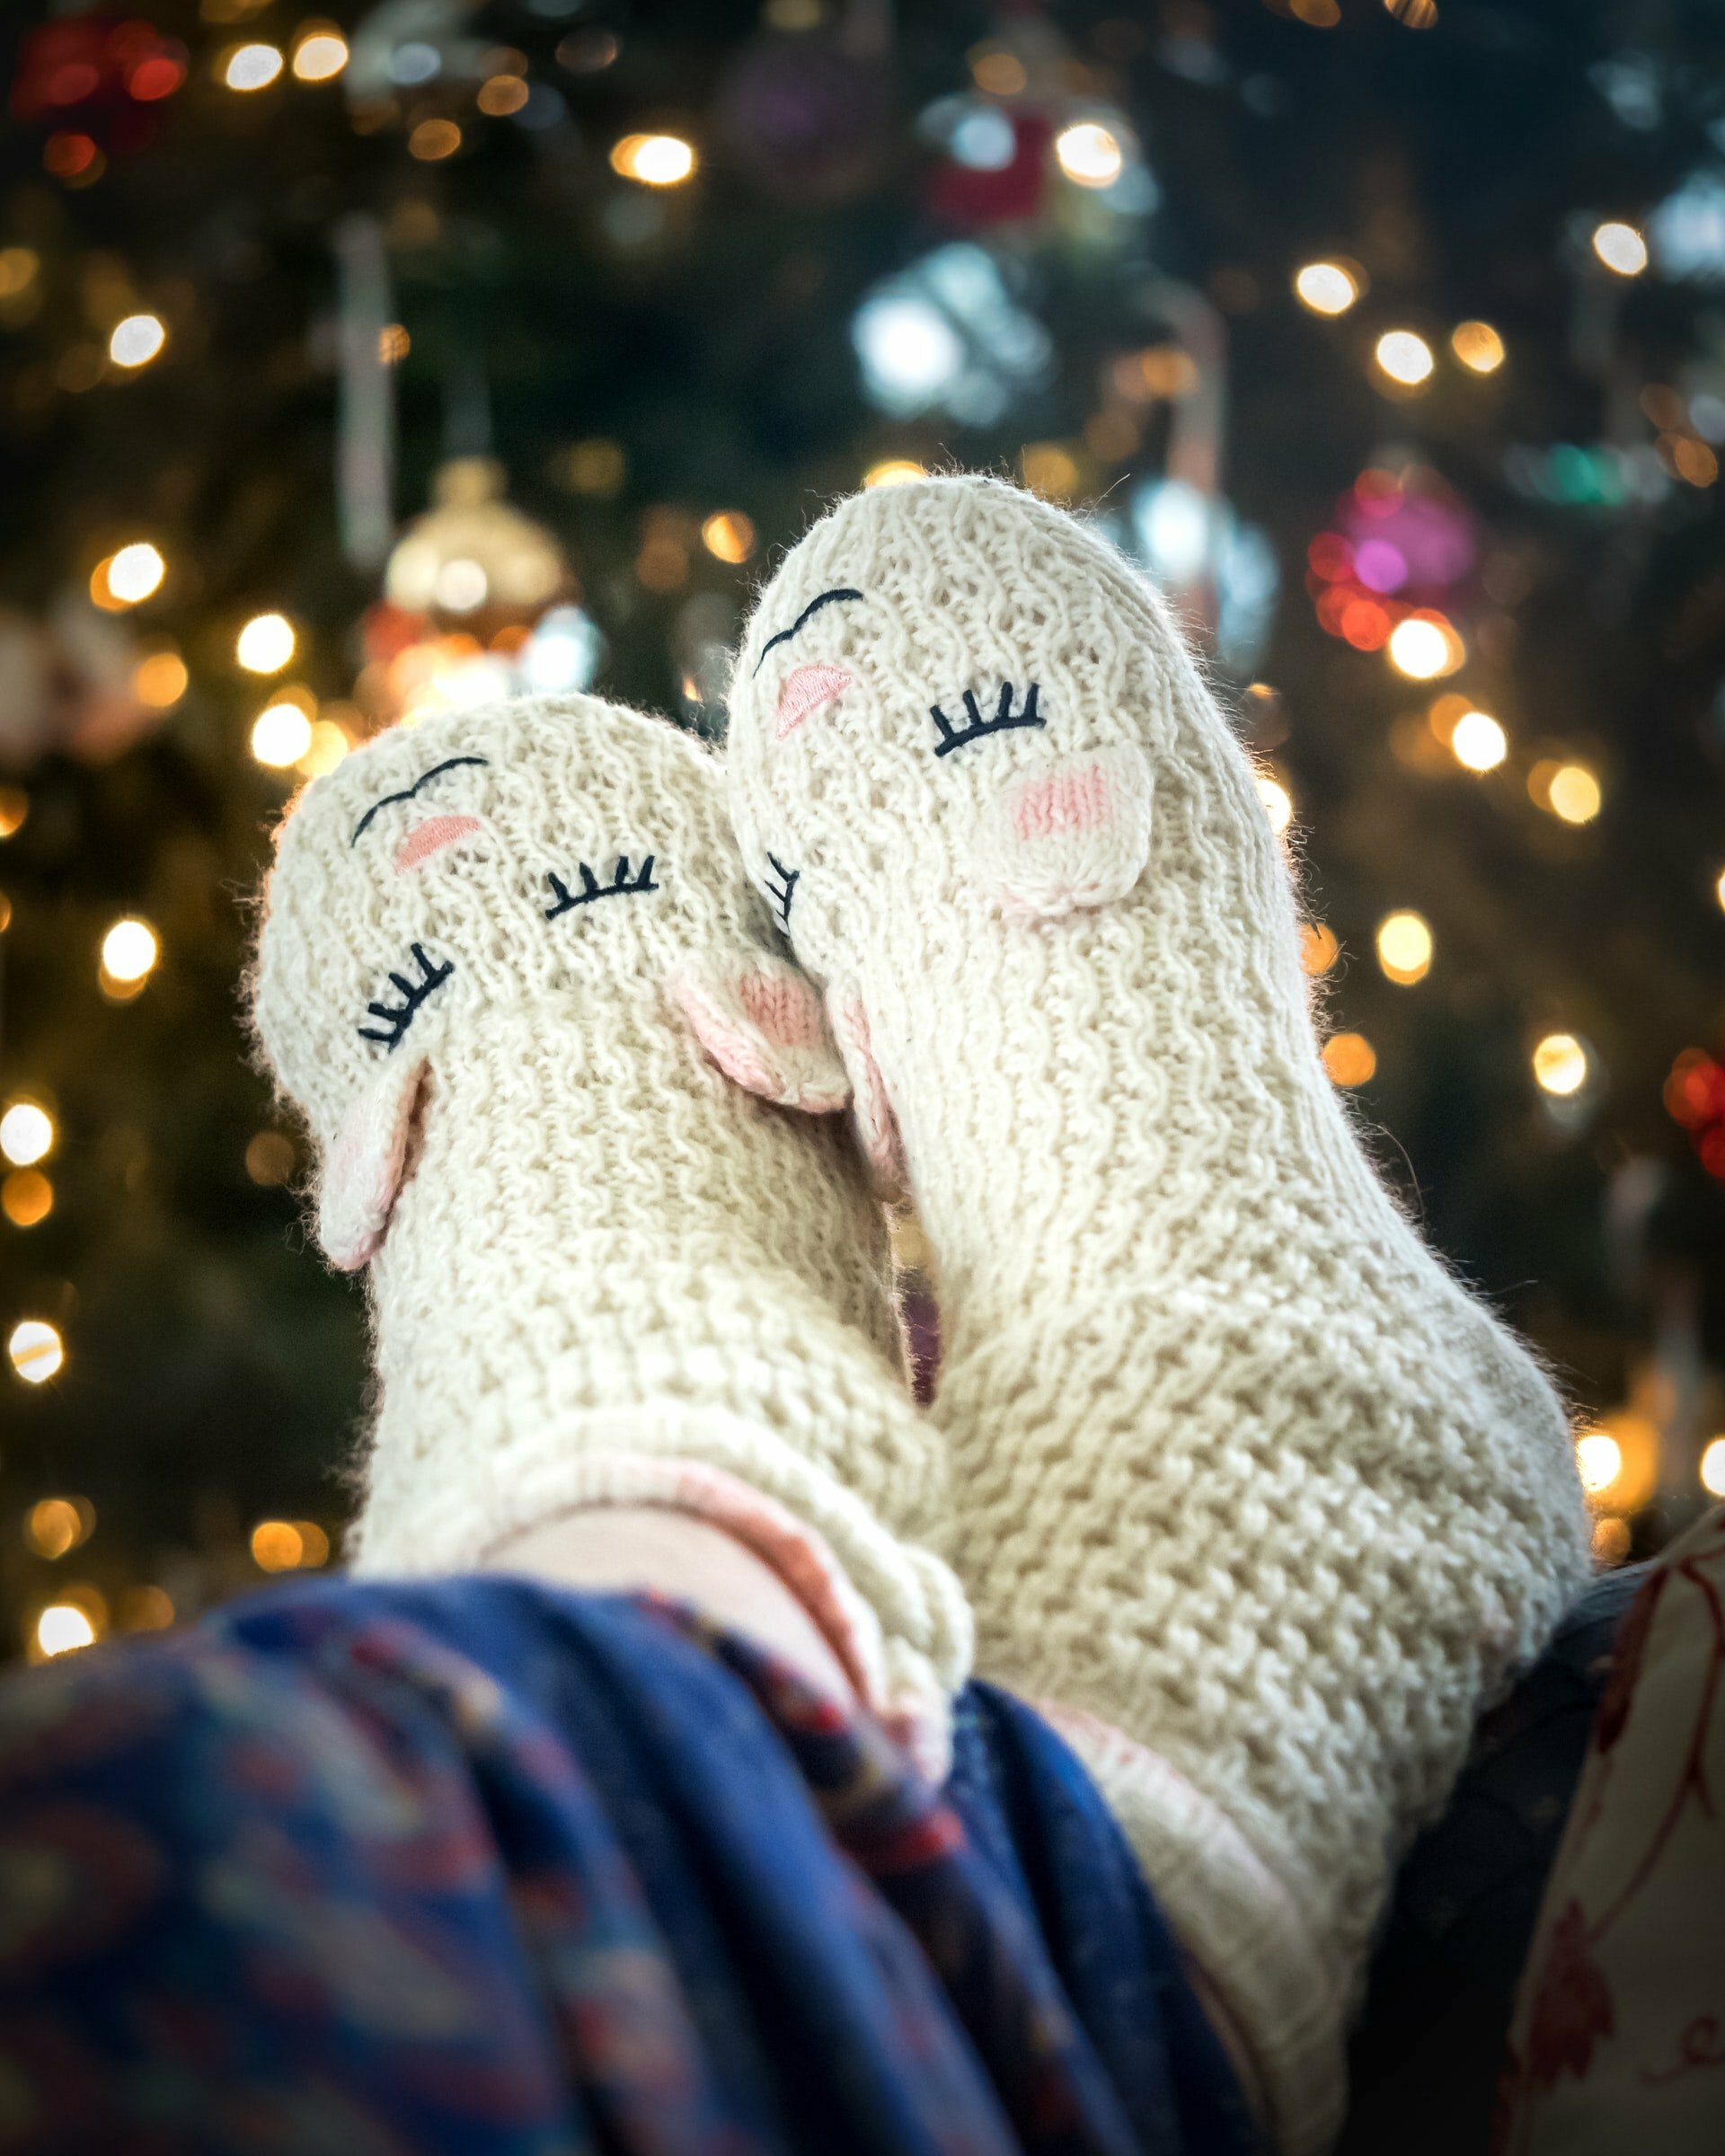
[544,855,659,919]
[753,587,864,676]
[763,853,800,933]
[357,943,455,1051]
[349,755,489,846]
[929,680,1046,758]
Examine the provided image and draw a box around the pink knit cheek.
[1011,764,1114,843]
[774,664,852,741]
[394,814,483,873]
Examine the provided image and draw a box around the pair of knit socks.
[252,476,1590,2154]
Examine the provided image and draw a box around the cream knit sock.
[249,692,971,1768]
[725,476,1592,2152]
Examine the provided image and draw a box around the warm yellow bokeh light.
[1592,220,1648,277]
[1054,121,1125,188]
[35,1604,95,1657]
[1701,1436,1725,1498]
[1322,1032,1377,1086]
[109,314,166,368]
[1592,1515,1632,1565]
[409,119,463,162]
[292,31,349,82]
[862,458,928,489]
[134,650,189,708]
[1375,330,1435,386]
[1300,922,1340,976]
[102,916,159,984]
[1376,909,1433,985]
[236,613,296,675]
[298,719,350,778]
[9,1320,65,1386]
[24,1497,88,1560]
[1715,867,1725,914]
[1386,615,1453,679]
[1294,261,1358,315]
[1256,774,1293,834]
[1533,1032,1588,1098]
[3,1168,53,1228]
[1575,1430,1623,1495]
[0,1100,54,1167]
[477,74,531,116]
[225,42,284,92]
[99,543,166,607]
[701,511,756,564]
[252,1519,305,1572]
[1450,708,1508,771]
[1450,320,1505,374]
[1546,762,1602,826]
[610,133,696,186]
[251,703,314,769]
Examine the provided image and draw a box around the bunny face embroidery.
[253,694,849,1270]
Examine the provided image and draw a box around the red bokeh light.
[43,131,98,176]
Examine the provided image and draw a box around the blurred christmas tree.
[4,0,1725,1659]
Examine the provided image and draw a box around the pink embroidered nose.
[775,663,851,741]
[394,814,482,873]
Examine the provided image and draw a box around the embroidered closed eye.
[351,755,488,846]
[761,852,800,933]
[929,680,1046,757]
[544,854,659,919]
[358,942,454,1052]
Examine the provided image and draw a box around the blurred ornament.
[715,0,892,205]
[0,596,164,772]
[852,244,1051,423]
[385,458,568,631]
[925,100,1054,230]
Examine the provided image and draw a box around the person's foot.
[724,475,1591,2151]
[251,693,972,1773]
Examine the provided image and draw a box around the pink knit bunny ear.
[317,1055,429,1271]
[827,988,908,1199]
[974,743,1154,920]
[671,957,851,1114]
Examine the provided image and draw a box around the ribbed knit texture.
[724,477,1592,2152]
[249,694,972,1760]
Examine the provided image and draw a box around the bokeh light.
[1256,773,1293,833]
[1701,1436,1725,1498]
[3,1169,53,1227]
[478,75,531,117]
[292,31,349,83]
[701,511,756,563]
[1376,909,1434,985]
[109,314,166,369]
[1054,121,1124,189]
[34,1604,95,1657]
[1592,1515,1632,1565]
[236,613,296,674]
[224,43,283,93]
[252,703,314,768]
[134,650,188,708]
[1450,320,1505,373]
[1375,330,1435,386]
[1322,1032,1377,1086]
[102,916,159,985]
[1546,762,1602,825]
[1575,1429,1623,1495]
[24,1497,91,1560]
[1450,708,1508,771]
[409,119,463,163]
[1533,1032,1589,1097]
[1592,220,1648,276]
[252,1519,305,1571]
[9,1320,65,1386]
[1386,614,1461,678]
[97,543,165,607]
[1294,261,1358,315]
[610,133,696,186]
[0,1100,54,1167]
[1300,923,1340,976]
[863,458,927,488]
